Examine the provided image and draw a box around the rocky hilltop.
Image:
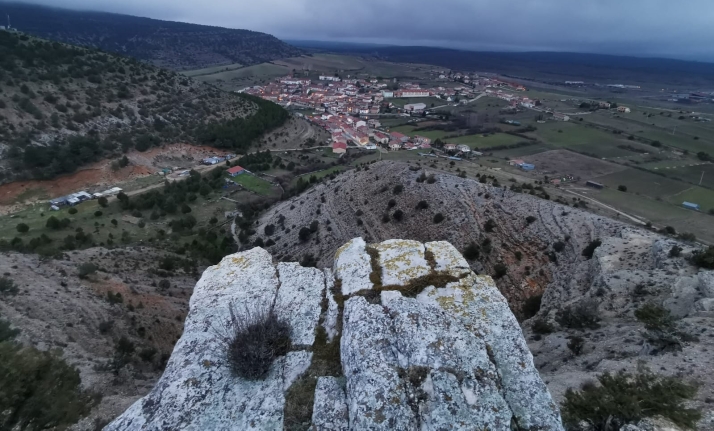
[106,238,563,430]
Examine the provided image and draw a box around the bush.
[561,368,701,430]
[582,239,602,259]
[392,209,404,222]
[387,199,397,209]
[493,263,508,279]
[298,227,312,242]
[617,185,627,192]
[94,211,103,217]
[526,215,537,224]
[567,336,585,355]
[68,207,78,215]
[393,184,404,195]
[46,216,61,229]
[227,306,291,380]
[0,277,18,295]
[484,219,496,232]
[556,300,600,330]
[0,340,96,430]
[532,318,554,334]
[433,213,445,224]
[158,279,170,290]
[16,223,29,233]
[553,241,565,252]
[635,303,674,331]
[78,262,98,279]
[669,245,682,258]
[415,200,429,210]
[463,242,480,261]
[98,197,108,207]
[181,204,192,214]
[691,246,714,269]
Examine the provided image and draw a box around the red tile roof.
[227,166,245,175]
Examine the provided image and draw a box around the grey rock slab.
[311,377,349,431]
[333,237,373,295]
[275,262,325,346]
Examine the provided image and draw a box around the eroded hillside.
[250,161,625,314]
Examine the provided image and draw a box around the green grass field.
[532,122,637,158]
[592,168,690,199]
[229,174,275,195]
[593,188,714,242]
[663,163,714,189]
[666,186,714,212]
[388,125,450,141]
[448,133,526,149]
[182,63,245,77]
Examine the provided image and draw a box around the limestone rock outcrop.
[107,238,563,430]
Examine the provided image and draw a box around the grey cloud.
[10,0,714,60]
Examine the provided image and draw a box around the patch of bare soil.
[519,149,627,179]
[0,143,229,210]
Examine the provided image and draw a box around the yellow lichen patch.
[229,255,250,269]
[334,239,356,262]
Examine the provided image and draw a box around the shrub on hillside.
[561,368,701,430]
[393,184,404,195]
[532,318,554,334]
[526,215,537,224]
[415,200,429,210]
[226,306,291,380]
[433,213,445,224]
[669,245,682,258]
[0,338,97,430]
[567,336,585,356]
[556,300,600,330]
[78,262,98,279]
[392,209,404,222]
[15,223,29,233]
[463,242,480,261]
[484,219,496,232]
[691,246,714,269]
[0,277,18,296]
[493,263,508,279]
[635,303,675,331]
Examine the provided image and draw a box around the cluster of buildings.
[202,154,235,165]
[49,187,123,210]
[508,159,536,171]
[242,75,484,118]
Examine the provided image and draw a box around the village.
[242,71,632,157]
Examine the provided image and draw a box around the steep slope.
[0,2,302,70]
[248,161,714,428]
[107,238,563,430]
[251,161,625,314]
[0,30,288,183]
[0,246,200,428]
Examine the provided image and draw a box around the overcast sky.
[11,0,714,60]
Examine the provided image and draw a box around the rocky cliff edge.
[106,238,563,430]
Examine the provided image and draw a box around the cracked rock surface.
[107,238,563,430]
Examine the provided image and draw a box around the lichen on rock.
[107,239,563,430]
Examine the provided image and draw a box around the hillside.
[0,30,288,183]
[244,161,714,427]
[0,2,302,70]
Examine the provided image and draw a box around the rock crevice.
[107,238,563,430]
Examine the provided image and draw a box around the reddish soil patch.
[0,143,227,207]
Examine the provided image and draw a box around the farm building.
[404,103,427,112]
[617,106,631,113]
[586,181,604,189]
[332,142,347,154]
[553,113,570,121]
[520,163,535,171]
[202,157,222,165]
[682,201,700,211]
[227,166,246,177]
[457,144,471,153]
[509,159,525,166]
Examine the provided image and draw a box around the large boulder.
[107,239,563,430]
